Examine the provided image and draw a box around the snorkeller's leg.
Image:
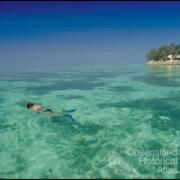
[63,109,76,113]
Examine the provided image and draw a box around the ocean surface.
[0,64,179,179]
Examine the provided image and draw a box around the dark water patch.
[135,139,177,177]
[0,71,66,83]
[75,136,98,147]
[71,139,100,172]
[82,70,136,80]
[108,85,136,93]
[0,153,27,178]
[176,171,180,179]
[150,115,174,131]
[26,80,106,95]
[6,72,60,79]
[0,78,41,83]
[147,71,167,75]
[57,95,86,100]
[63,72,114,82]
[132,74,180,87]
[137,139,163,152]
[85,71,121,79]
[50,114,85,137]
[0,123,17,131]
[0,70,125,89]
[51,114,104,136]
[98,97,180,130]
[15,154,28,174]
[65,69,137,83]
[0,98,4,103]
[25,69,138,95]
[81,123,104,135]
[69,124,104,169]
[51,114,81,130]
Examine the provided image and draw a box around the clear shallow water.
[0,64,180,179]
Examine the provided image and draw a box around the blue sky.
[0,2,180,68]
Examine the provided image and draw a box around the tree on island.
[146,43,180,61]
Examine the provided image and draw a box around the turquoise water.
[0,64,179,179]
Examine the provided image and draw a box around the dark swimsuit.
[43,108,53,113]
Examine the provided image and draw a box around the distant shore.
[146,60,180,66]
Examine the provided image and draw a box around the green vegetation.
[146,44,180,61]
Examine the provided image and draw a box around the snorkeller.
[26,102,76,116]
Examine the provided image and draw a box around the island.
[146,43,180,65]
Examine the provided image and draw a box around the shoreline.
[146,60,180,66]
